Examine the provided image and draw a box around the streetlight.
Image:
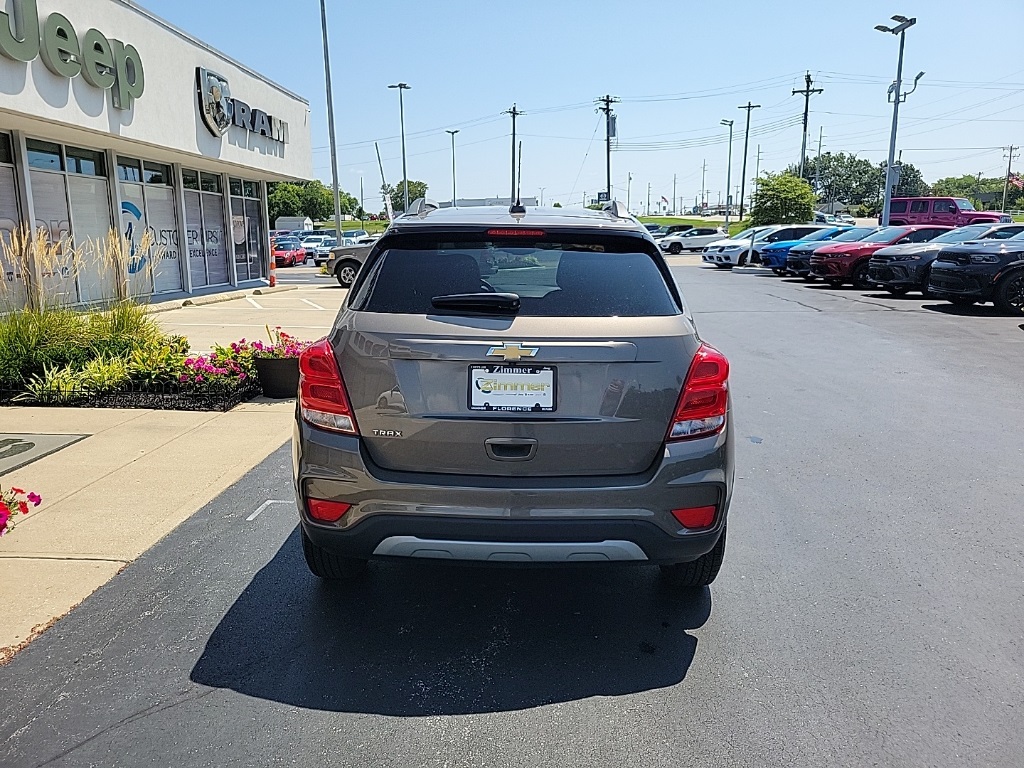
[874,15,921,226]
[318,0,342,240]
[445,129,459,208]
[721,119,734,230]
[388,83,411,212]
[539,187,546,206]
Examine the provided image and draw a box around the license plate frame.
[468,364,557,413]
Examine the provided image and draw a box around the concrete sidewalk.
[0,401,294,660]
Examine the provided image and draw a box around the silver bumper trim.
[372,536,648,562]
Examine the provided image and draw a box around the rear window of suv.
[352,234,680,317]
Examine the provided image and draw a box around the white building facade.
[0,0,311,306]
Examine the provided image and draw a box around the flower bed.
[1,485,41,537]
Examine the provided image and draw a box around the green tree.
[788,152,880,207]
[299,180,333,222]
[749,173,816,225]
[267,183,302,227]
[552,202,562,208]
[885,161,928,198]
[384,180,429,213]
[930,173,1019,210]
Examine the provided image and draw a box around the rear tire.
[668,243,682,255]
[301,528,367,580]
[335,260,359,287]
[661,527,727,588]
[994,271,1024,316]
[851,262,875,291]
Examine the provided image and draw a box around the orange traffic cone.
[268,256,277,288]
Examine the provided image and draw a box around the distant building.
[438,197,539,208]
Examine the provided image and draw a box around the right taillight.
[299,339,358,435]
[667,343,730,441]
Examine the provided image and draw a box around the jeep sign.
[0,0,145,110]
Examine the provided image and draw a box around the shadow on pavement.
[191,528,712,716]
[920,302,1005,317]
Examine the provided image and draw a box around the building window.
[0,133,12,165]
[229,177,243,197]
[243,180,258,199]
[144,162,171,185]
[200,173,222,194]
[26,139,63,171]
[66,147,106,177]
[182,169,200,191]
[118,157,142,182]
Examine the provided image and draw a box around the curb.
[252,286,298,296]
[146,286,298,312]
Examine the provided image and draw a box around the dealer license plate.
[468,365,556,412]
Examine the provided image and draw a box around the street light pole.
[318,0,342,238]
[875,16,918,226]
[388,83,411,211]
[445,129,459,208]
[539,187,546,206]
[737,101,760,220]
[721,119,734,229]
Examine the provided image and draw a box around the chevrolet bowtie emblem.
[486,343,539,362]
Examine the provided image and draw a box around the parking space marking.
[246,499,292,522]
[301,298,327,310]
[246,297,264,310]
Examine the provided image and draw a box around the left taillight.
[667,343,730,441]
[299,339,358,435]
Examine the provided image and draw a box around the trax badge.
[486,343,539,362]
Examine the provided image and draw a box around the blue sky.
[144,0,1024,212]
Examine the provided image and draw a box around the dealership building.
[0,0,312,307]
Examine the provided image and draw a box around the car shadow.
[920,302,1005,317]
[190,529,712,716]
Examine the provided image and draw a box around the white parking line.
[301,298,327,310]
[246,499,292,521]
[246,297,264,309]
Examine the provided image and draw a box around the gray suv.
[293,201,734,588]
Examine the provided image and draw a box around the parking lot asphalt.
[2,262,1022,767]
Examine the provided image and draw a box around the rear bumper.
[293,418,734,565]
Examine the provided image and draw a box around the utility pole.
[647,182,651,217]
[539,187,546,206]
[359,176,364,228]
[596,95,620,200]
[503,104,524,206]
[754,144,762,208]
[446,129,459,208]
[700,160,707,212]
[318,0,343,238]
[876,16,921,226]
[627,172,632,212]
[737,101,760,219]
[672,174,677,216]
[815,126,824,200]
[1003,145,1019,212]
[721,119,734,228]
[792,71,823,181]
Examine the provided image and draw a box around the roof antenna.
[510,140,526,216]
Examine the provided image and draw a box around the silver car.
[294,202,734,588]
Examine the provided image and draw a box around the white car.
[701,224,829,268]
[658,227,727,254]
[836,213,857,225]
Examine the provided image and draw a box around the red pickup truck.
[883,197,1012,227]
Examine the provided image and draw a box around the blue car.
[760,227,853,273]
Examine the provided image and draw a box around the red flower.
[11,487,24,494]
[18,501,29,515]
[0,501,8,515]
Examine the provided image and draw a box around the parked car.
[810,225,952,289]
[786,227,880,280]
[659,227,726,254]
[813,211,838,225]
[836,213,857,225]
[702,224,827,268]
[341,229,375,246]
[313,238,338,266]
[759,226,853,274]
[928,230,1024,315]
[294,202,734,588]
[869,223,1024,296]
[883,197,1012,227]
[273,238,305,268]
[326,242,373,287]
[301,234,330,251]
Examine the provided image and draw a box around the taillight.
[299,339,358,434]
[307,498,352,523]
[486,229,545,237]
[671,505,717,529]
[667,343,730,441]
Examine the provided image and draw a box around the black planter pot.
[254,357,300,399]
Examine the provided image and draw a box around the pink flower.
[0,508,9,535]
[28,492,42,507]
[195,375,204,382]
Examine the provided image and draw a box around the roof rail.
[601,200,632,220]
[405,198,441,218]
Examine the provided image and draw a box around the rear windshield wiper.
[430,292,521,314]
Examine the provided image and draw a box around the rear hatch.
[334,229,700,477]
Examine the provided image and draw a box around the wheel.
[994,271,1024,316]
[851,263,875,290]
[949,297,976,307]
[886,286,909,296]
[826,279,844,288]
[301,528,367,580]
[335,260,359,287]
[668,242,682,255]
[660,527,727,588]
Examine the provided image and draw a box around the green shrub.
[0,308,93,386]
[14,364,84,404]
[128,340,188,384]
[76,356,130,393]
[86,301,166,358]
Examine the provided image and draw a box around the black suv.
[869,223,1024,296]
[928,230,1024,315]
